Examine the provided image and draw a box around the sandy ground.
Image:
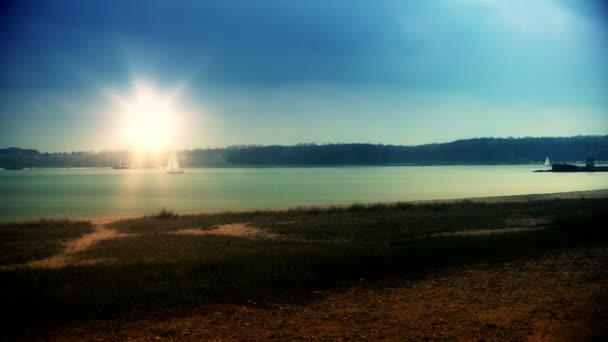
[436,188,608,204]
[7,221,138,270]
[432,227,546,237]
[49,247,608,341]
[172,223,283,239]
[5,223,281,270]
[434,217,550,237]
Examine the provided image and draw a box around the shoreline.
[7,163,606,171]
[2,189,606,224]
[78,188,608,224]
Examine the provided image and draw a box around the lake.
[1,166,607,221]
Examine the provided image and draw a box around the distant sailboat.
[166,151,183,174]
[113,159,128,169]
[544,156,551,166]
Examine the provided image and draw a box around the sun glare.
[119,81,179,151]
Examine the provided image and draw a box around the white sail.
[544,156,550,166]
[166,151,183,173]
[113,158,127,169]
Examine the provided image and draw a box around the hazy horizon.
[1,1,607,151]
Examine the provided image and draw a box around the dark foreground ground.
[1,194,607,340]
[51,247,608,341]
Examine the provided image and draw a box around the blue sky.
[1,0,607,151]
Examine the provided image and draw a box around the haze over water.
[1,166,606,221]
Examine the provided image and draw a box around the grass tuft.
[154,209,179,219]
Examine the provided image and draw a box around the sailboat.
[544,156,551,167]
[112,159,128,169]
[166,151,184,174]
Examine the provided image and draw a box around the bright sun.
[119,81,178,150]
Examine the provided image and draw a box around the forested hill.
[1,136,607,168]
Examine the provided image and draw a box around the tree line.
[1,136,607,168]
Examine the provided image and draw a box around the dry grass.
[1,197,607,339]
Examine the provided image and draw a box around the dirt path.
[433,227,545,237]
[172,223,283,239]
[23,218,136,269]
[12,221,283,270]
[50,247,607,341]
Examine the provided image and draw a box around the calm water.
[1,166,606,221]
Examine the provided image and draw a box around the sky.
[0,0,607,151]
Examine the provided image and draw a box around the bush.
[155,209,179,219]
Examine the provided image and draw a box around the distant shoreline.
[0,163,586,170]
[2,136,607,168]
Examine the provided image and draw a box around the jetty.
[536,158,608,172]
